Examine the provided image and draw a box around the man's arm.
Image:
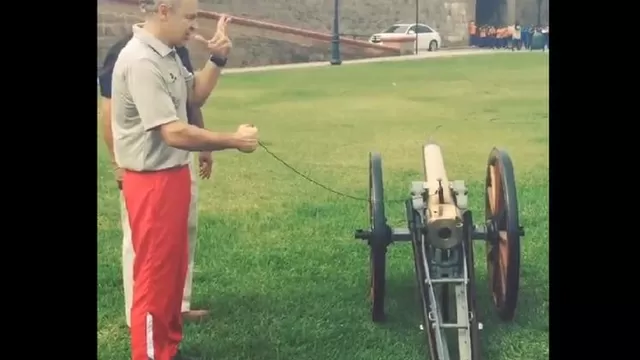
[100,97,116,165]
[176,47,220,109]
[188,104,205,129]
[127,58,239,152]
[98,68,117,166]
[186,61,221,108]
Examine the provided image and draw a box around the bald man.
[100,32,212,329]
[109,1,258,359]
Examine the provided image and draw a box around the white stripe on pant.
[121,161,199,327]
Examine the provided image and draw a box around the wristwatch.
[209,54,228,68]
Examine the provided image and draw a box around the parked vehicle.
[369,23,442,51]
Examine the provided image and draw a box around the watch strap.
[209,55,227,68]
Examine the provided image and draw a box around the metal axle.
[355,223,524,243]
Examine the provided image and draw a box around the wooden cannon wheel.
[485,148,521,322]
[368,152,390,322]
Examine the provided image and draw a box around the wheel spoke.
[498,230,509,299]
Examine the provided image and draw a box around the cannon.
[354,143,525,360]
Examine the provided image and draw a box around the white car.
[369,23,442,52]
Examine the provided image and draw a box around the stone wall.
[97,1,397,70]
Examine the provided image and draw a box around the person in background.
[511,21,522,51]
[495,25,504,48]
[488,26,497,48]
[521,24,531,49]
[484,26,490,48]
[530,25,537,49]
[501,25,511,48]
[468,21,477,47]
[479,25,487,48]
[541,25,549,50]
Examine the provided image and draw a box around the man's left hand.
[198,152,213,179]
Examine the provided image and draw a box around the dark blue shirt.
[98,34,195,123]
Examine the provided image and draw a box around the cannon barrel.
[422,143,463,249]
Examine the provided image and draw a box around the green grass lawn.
[98,53,549,360]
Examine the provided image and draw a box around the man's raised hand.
[193,14,232,57]
[215,14,231,35]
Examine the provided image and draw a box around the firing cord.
[258,141,406,203]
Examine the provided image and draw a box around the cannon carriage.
[354,143,525,360]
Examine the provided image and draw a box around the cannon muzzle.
[423,143,463,249]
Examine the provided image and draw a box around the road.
[222,48,537,75]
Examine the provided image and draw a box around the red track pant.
[122,166,191,360]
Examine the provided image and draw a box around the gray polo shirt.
[111,25,194,171]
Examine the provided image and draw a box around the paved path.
[223,48,533,75]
